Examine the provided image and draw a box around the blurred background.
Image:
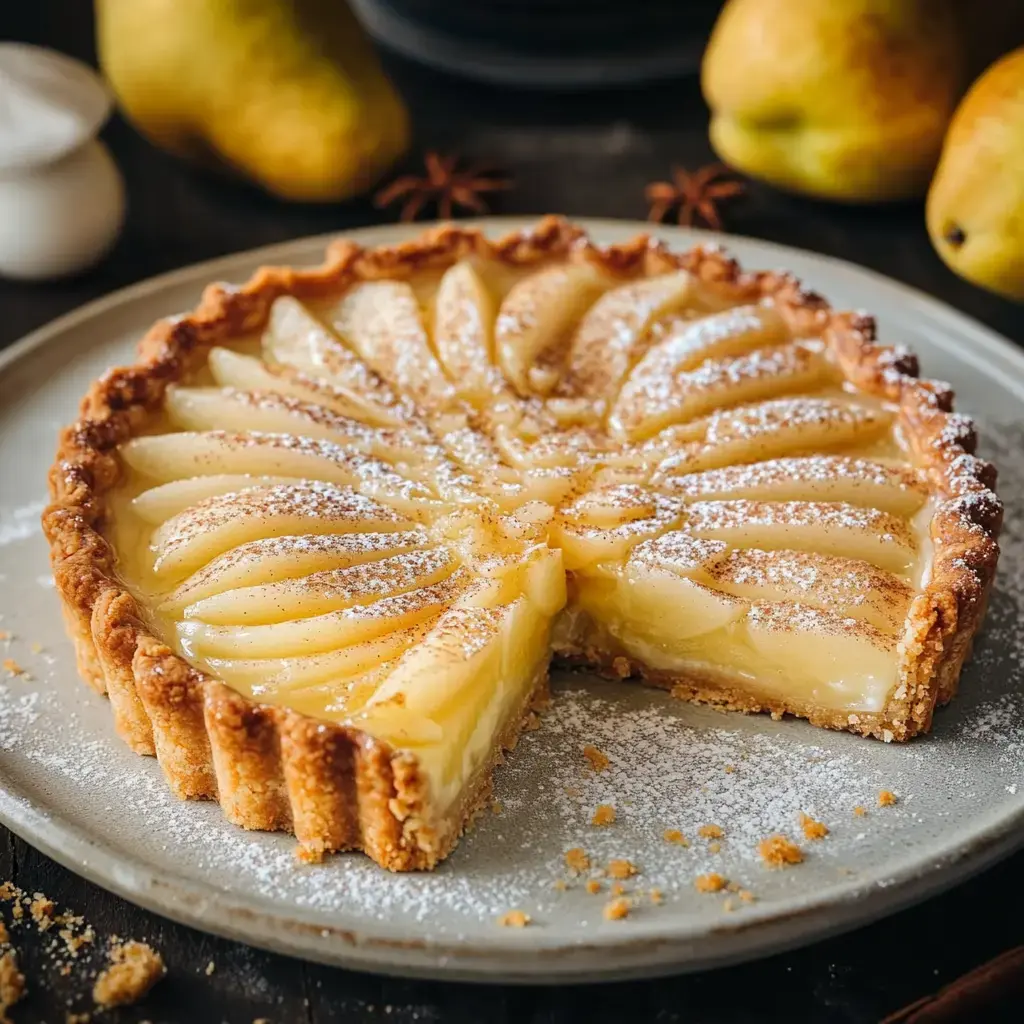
[3,1,1024,339]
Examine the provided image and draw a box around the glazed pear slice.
[262,296,403,412]
[620,560,748,640]
[177,568,473,659]
[560,271,696,404]
[433,261,505,405]
[323,281,455,407]
[199,620,439,694]
[743,602,899,711]
[554,487,683,571]
[629,304,790,381]
[164,387,429,461]
[657,397,892,476]
[160,529,429,612]
[708,549,913,633]
[683,500,918,573]
[207,347,402,426]
[495,264,608,395]
[183,547,458,625]
[119,432,440,516]
[149,482,410,578]
[365,603,506,715]
[658,456,929,516]
[611,328,824,440]
[131,474,293,524]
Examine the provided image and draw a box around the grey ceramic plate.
[1,219,1023,983]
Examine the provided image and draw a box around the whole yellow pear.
[96,0,409,202]
[702,0,965,202]
[927,48,1024,301]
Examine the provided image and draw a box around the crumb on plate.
[758,834,804,868]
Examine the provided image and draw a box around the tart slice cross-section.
[45,218,1000,870]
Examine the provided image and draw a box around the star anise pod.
[645,163,745,230]
[374,151,513,222]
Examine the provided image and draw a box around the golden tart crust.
[44,217,1002,870]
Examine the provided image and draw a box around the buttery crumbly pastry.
[44,218,1001,870]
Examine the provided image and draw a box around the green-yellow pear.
[927,48,1024,301]
[702,0,966,202]
[96,0,409,202]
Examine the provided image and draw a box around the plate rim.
[3,215,1023,982]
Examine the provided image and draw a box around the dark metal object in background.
[350,0,725,87]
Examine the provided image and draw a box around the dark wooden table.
[4,6,1024,1022]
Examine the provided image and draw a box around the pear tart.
[45,219,1001,870]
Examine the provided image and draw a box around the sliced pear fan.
[495,264,608,395]
[200,621,439,693]
[263,296,402,407]
[657,397,893,476]
[707,548,913,633]
[164,387,429,460]
[177,569,474,659]
[182,547,458,625]
[119,432,440,517]
[683,499,918,573]
[611,338,825,441]
[160,529,429,612]
[207,347,401,426]
[560,271,696,402]
[322,281,455,407]
[149,482,410,578]
[131,474,293,524]
[433,261,504,404]
[657,456,928,516]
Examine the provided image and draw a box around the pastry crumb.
[799,812,829,840]
[662,828,689,847]
[552,878,568,892]
[92,941,165,1008]
[564,847,590,874]
[204,960,215,976]
[611,656,631,678]
[853,805,867,817]
[591,804,616,826]
[2,659,24,678]
[29,894,56,930]
[0,949,25,1019]
[724,764,736,774]
[649,888,664,904]
[758,834,804,868]
[606,859,637,880]
[878,789,898,807]
[582,744,610,772]
[723,898,737,913]
[585,879,602,895]
[603,897,630,921]
[523,712,542,732]
[497,910,531,928]
[698,824,724,840]
[707,841,721,854]
[29,642,43,655]
[738,889,756,903]
[491,799,503,815]
[694,873,728,893]
[610,882,627,897]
